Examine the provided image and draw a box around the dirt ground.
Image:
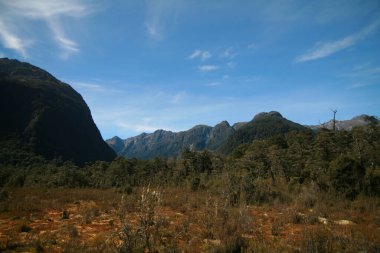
[0,188,379,252]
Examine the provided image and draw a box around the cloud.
[116,121,162,133]
[47,18,79,59]
[221,47,236,58]
[206,82,221,87]
[70,81,125,95]
[171,91,187,104]
[343,65,380,89]
[144,0,184,40]
[198,65,219,72]
[346,83,373,89]
[295,36,356,62]
[295,19,380,62]
[0,0,94,58]
[227,61,236,69]
[0,20,28,57]
[72,82,105,92]
[2,0,91,18]
[189,50,211,61]
[345,66,380,79]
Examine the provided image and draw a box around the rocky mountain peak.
[253,111,283,121]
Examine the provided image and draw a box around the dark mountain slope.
[108,122,235,159]
[118,125,213,159]
[0,58,116,164]
[218,111,309,154]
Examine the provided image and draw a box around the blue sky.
[0,0,379,139]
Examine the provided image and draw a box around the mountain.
[218,111,309,154]
[107,121,235,159]
[107,111,309,159]
[307,115,379,131]
[0,58,116,165]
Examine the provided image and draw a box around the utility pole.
[331,109,337,131]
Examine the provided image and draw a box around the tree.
[330,155,365,199]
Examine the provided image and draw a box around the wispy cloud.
[70,81,125,95]
[0,0,95,58]
[227,61,236,69]
[295,19,380,63]
[47,18,79,59]
[116,121,163,133]
[347,66,380,78]
[0,20,28,57]
[343,65,380,89]
[346,83,373,89]
[198,65,219,72]
[72,82,105,92]
[206,82,222,87]
[171,91,187,104]
[144,0,185,40]
[221,47,236,58]
[189,50,211,61]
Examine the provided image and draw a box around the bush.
[330,156,365,199]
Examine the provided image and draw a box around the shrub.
[19,223,32,233]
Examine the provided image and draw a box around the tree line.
[1,124,379,203]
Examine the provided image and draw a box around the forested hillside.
[2,124,379,200]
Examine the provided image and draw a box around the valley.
[0,58,379,252]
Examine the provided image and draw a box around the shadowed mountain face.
[107,121,235,159]
[218,111,310,154]
[107,111,310,159]
[0,58,116,164]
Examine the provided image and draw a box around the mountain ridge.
[107,112,378,159]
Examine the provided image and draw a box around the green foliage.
[330,155,365,199]
[0,125,379,200]
[219,111,309,154]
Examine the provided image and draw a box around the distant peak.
[191,124,211,129]
[351,114,378,123]
[253,111,283,120]
[215,120,231,128]
[110,136,122,141]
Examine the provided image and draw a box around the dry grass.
[0,187,379,252]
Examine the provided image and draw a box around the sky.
[0,0,379,139]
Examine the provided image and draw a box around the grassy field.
[0,187,379,252]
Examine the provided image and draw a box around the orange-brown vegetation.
[0,187,379,252]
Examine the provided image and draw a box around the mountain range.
[0,58,116,165]
[107,120,235,159]
[107,112,378,159]
[1,58,377,163]
[108,111,302,159]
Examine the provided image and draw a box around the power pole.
[331,109,337,131]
